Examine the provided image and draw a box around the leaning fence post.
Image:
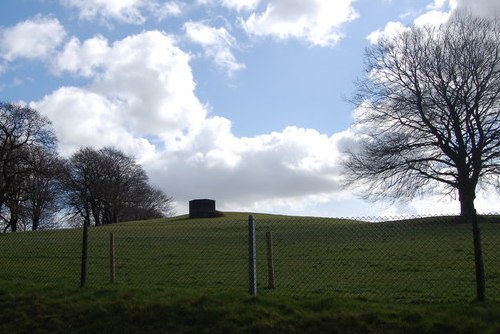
[266,231,275,289]
[470,209,486,301]
[109,232,115,283]
[248,215,257,296]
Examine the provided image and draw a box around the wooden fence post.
[248,215,257,296]
[266,231,275,289]
[80,218,89,289]
[470,210,485,301]
[110,232,115,283]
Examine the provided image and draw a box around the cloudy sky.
[1,0,499,217]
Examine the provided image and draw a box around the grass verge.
[1,288,500,334]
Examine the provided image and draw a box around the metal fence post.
[248,215,257,296]
[470,209,486,301]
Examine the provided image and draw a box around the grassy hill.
[1,212,500,333]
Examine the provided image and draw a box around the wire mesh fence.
[0,213,499,302]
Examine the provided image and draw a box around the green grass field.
[1,212,500,333]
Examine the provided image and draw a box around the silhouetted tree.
[0,102,57,232]
[61,147,101,225]
[121,185,174,221]
[22,147,65,230]
[62,147,173,224]
[345,11,500,217]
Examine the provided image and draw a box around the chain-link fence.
[0,214,499,302]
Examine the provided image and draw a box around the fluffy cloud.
[33,29,351,215]
[60,0,183,24]
[0,16,66,61]
[52,31,205,142]
[53,35,110,77]
[155,1,184,20]
[366,21,408,44]
[366,8,451,45]
[456,0,500,17]
[366,0,499,46]
[184,22,245,76]
[414,10,451,26]
[37,30,207,159]
[242,0,358,46]
[222,0,260,11]
[196,0,260,11]
[33,86,156,158]
[148,125,349,214]
[61,0,149,23]
[366,0,454,44]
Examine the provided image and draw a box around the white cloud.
[33,86,156,158]
[366,21,408,44]
[196,0,260,11]
[147,125,347,214]
[155,1,185,20]
[184,21,245,76]
[456,0,500,17]
[222,0,261,11]
[427,0,448,10]
[53,35,110,77]
[242,0,358,46]
[32,29,354,216]
[61,0,149,24]
[36,30,207,156]
[367,0,499,45]
[61,0,185,24]
[414,9,450,27]
[366,1,454,43]
[0,16,66,61]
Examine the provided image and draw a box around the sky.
[0,0,499,218]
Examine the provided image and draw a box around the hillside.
[1,212,499,302]
[1,212,500,333]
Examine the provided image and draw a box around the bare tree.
[22,147,66,230]
[97,147,149,224]
[61,147,101,225]
[121,185,174,221]
[0,103,57,232]
[62,147,173,225]
[344,11,500,217]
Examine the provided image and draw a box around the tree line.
[0,102,173,232]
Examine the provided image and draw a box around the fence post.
[80,218,89,289]
[248,215,257,296]
[110,232,115,283]
[470,209,486,301]
[266,231,275,289]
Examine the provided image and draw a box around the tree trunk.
[91,203,101,226]
[32,216,40,231]
[32,206,42,231]
[458,184,476,217]
[9,204,18,232]
[470,209,486,301]
[9,216,17,232]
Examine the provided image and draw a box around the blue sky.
[1,0,499,217]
